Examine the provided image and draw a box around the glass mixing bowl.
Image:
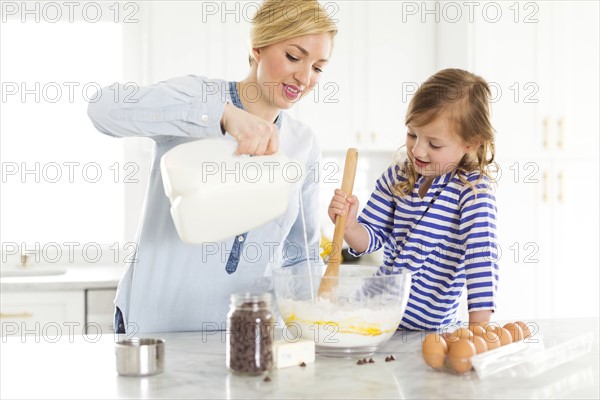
[273,265,411,357]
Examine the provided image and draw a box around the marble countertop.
[0,264,123,291]
[1,318,598,399]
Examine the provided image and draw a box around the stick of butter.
[272,339,315,369]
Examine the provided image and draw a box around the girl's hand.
[220,103,279,155]
[328,189,359,229]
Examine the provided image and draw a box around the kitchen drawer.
[1,290,85,337]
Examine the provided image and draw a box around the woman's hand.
[220,103,279,155]
[328,189,359,230]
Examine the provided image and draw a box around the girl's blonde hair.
[395,68,496,197]
[249,0,338,64]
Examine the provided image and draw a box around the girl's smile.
[413,157,430,168]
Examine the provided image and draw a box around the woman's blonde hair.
[249,0,338,64]
[395,68,496,197]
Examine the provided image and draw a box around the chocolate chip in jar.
[226,293,274,375]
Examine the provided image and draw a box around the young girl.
[88,0,337,333]
[328,69,498,331]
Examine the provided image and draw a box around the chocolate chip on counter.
[390,355,396,361]
[300,362,307,367]
[357,360,364,365]
[385,356,390,362]
[362,358,368,364]
[368,358,375,363]
[263,376,271,382]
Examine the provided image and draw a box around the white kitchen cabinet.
[125,1,252,85]
[363,1,436,151]
[1,287,118,337]
[536,2,599,159]
[295,2,355,150]
[470,6,539,159]
[464,1,599,320]
[296,1,436,151]
[490,155,600,320]
[1,290,85,337]
[143,1,251,83]
[493,155,544,321]
[467,2,598,158]
[537,157,600,319]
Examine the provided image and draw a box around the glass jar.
[226,292,274,375]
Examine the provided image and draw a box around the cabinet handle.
[557,117,565,149]
[543,170,549,202]
[557,171,564,203]
[0,312,33,319]
[543,117,551,149]
[356,131,363,143]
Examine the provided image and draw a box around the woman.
[87,0,337,333]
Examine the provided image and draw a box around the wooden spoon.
[318,148,358,297]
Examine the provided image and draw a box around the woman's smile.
[283,83,301,101]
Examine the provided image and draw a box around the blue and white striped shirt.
[349,158,499,330]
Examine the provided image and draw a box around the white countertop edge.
[0,264,124,291]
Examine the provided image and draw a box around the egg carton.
[470,332,593,380]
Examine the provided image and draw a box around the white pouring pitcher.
[160,138,300,244]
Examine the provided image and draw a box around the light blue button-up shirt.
[87,75,323,333]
